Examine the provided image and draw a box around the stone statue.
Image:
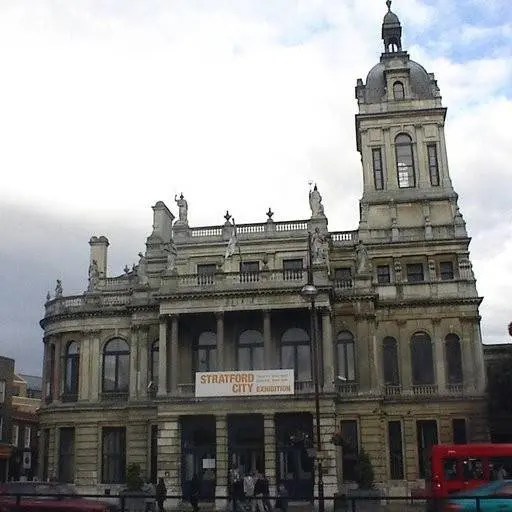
[311,228,327,264]
[88,259,100,291]
[308,184,325,218]
[55,279,63,298]
[356,241,369,274]
[174,193,188,224]
[165,242,177,274]
[137,252,149,286]
[46,291,51,302]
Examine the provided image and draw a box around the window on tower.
[372,148,384,190]
[395,134,416,188]
[393,81,405,100]
[427,144,440,186]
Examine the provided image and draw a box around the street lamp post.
[301,232,325,512]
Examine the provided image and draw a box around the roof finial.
[386,0,392,11]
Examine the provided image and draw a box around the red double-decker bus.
[427,443,512,500]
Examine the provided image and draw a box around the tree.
[125,463,143,491]
[354,449,375,489]
[508,322,512,337]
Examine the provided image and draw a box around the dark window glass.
[383,337,400,386]
[240,261,259,283]
[445,334,463,384]
[281,328,311,382]
[102,338,130,397]
[395,134,416,188]
[440,261,454,280]
[58,427,75,483]
[406,263,424,283]
[444,458,458,480]
[102,427,126,484]
[411,332,434,385]
[197,332,217,372]
[427,144,440,186]
[64,341,79,400]
[452,419,467,444]
[416,420,438,478]
[283,259,303,281]
[462,457,484,480]
[372,148,384,190]
[337,331,355,382]
[340,421,358,482]
[376,265,391,284]
[388,421,404,479]
[150,340,159,390]
[197,264,216,285]
[393,81,405,100]
[42,429,50,482]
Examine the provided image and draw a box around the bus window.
[490,457,512,480]
[443,458,458,481]
[462,457,484,480]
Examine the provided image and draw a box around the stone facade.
[38,3,487,503]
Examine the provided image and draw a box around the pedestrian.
[274,484,288,512]
[156,477,167,512]
[142,478,156,512]
[188,474,200,512]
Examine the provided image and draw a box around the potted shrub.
[120,463,145,512]
[347,450,382,511]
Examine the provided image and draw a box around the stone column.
[215,415,228,510]
[460,319,475,392]
[432,319,446,393]
[158,417,180,507]
[158,316,168,397]
[321,309,334,390]
[216,313,225,371]
[263,310,273,370]
[89,331,101,401]
[52,337,62,403]
[41,339,50,402]
[78,335,90,401]
[129,327,139,400]
[472,318,486,393]
[170,315,179,393]
[138,327,149,399]
[397,320,412,393]
[263,414,277,496]
[356,317,370,393]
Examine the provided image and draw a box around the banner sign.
[195,369,295,397]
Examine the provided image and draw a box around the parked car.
[0,481,118,512]
[438,479,512,511]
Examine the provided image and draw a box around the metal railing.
[2,492,510,512]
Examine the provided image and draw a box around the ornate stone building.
[38,2,487,503]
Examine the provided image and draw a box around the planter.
[344,488,383,512]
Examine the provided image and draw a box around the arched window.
[337,331,355,382]
[445,334,463,384]
[382,337,399,386]
[281,328,311,382]
[410,332,434,385]
[64,341,80,400]
[238,330,263,371]
[393,81,405,100]
[102,338,130,396]
[150,340,159,389]
[395,133,416,188]
[196,331,217,372]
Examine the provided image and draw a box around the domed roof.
[364,58,434,103]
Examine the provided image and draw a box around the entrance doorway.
[181,416,216,501]
[276,413,314,499]
[228,414,264,476]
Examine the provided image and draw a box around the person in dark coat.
[156,478,167,512]
[188,474,201,512]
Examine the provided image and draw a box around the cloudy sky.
[0,0,511,375]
